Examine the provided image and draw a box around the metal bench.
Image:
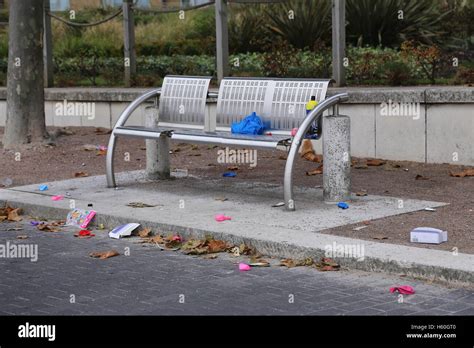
[106,75,349,210]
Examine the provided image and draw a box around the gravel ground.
[1,126,473,254]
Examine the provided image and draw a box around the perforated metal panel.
[158,76,211,125]
[216,78,331,130]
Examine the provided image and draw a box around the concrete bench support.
[145,106,170,180]
[323,114,351,203]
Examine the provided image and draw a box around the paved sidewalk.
[0,221,473,316]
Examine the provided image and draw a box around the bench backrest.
[158,75,211,125]
[216,78,331,130]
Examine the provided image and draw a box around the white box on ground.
[109,223,140,239]
[410,227,448,244]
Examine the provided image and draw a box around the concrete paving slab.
[1,171,472,284]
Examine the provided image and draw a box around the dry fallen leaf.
[306,166,323,176]
[207,240,228,253]
[202,254,218,259]
[366,159,386,166]
[74,172,89,178]
[95,127,112,135]
[126,202,157,208]
[17,235,28,239]
[415,174,430,180]
[450,169,474,177]
[315,257,340,271]
[37,221,63,232]
[278,155,287,160]
[138,228,152,238]
[354,164,368,169]
[356,191,368,197]
[89,250,120,259]
[7,208,22,222]
[214,197,228,202]
[96,149,107,156]
[373,235,388,240]
[227,166,239,171]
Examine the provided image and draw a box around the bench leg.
[145,106,170,179]
[284,138,300,211]
[106,133,117,188]
[146,135,170,180]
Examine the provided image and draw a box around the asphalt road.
[0,220,473,316]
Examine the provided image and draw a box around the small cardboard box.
[410,227,448,244]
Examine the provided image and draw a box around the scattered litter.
[239,263,251,271]
[306,166,323,176]
[66,209,96,229]
[126,202,158,208]
[74,230,95,238]
[37,221,64,232]
[415,174,429,180]
[424,207,436,212]
[366,159,386,166]
[83,144,97,151]
[373,235,388,240]
[30,221,40,226]
[450,168,474,177]
[109,223,140,239]
[249,261,270,267]
[74,172,89,178]
[0,205,23,222]
[410,227,447,244]
[180,238,229,255]
[337,202,349,209]
[89,250,120,259]
[39,185,49,191]
[98,223,105,230]
[315,258,340,271]
[51,195,64,201]
[271,202,285,208]
[222,172,237,177]
[353,226,368,231]
[16,235,28,239]
[356,191,368,196]
[215,214,232,222]
[214,197,228,202]
[390,285,415,295]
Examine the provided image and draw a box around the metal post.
[43,0,54,87]
[323,114,351,203]
[145,104,170,180]
[215,0,229,84]
[123,0,136,87]
[332,0,346,87]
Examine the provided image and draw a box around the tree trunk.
[3,0,46,148]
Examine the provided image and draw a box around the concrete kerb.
[1,179,472,286]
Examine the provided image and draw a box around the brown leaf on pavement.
[415,174,430,180]
[89,250,120,259]
[207,240,229,253]
[356,191,368,196]
[95,127,112,135]
[315,257,340,271]
[17,235,28,239]
[306,165,323,176]
[7,208,22,222]
[373,235,388,240]
[227,166,239,171]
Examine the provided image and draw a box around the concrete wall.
[0,86,472,165]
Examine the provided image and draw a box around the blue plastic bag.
[231,112,265,135]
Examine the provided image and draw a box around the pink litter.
[390,285,415,295]
[239,263,251,271]
[51,195,64,201]
[215,214,231,222]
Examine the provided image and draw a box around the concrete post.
[145,106,170,180]
[323,114,351,203]
[123,0,136,87]
[43,0,54,87]
[332,0,346,87]
[215,0,229,84]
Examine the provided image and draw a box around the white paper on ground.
[109,223,140,239]
[410,227,448,244]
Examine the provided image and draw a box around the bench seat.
[114,125,291,149]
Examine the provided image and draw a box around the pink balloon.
[239,263,251,271]
[291,128,298,137]
[215,214,232,222]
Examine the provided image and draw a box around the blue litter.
[223,172,237,177]
[337,202,349,209]
[231,112,265,135]
[39,185,48,191]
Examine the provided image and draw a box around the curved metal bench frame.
[106,88,349,211]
